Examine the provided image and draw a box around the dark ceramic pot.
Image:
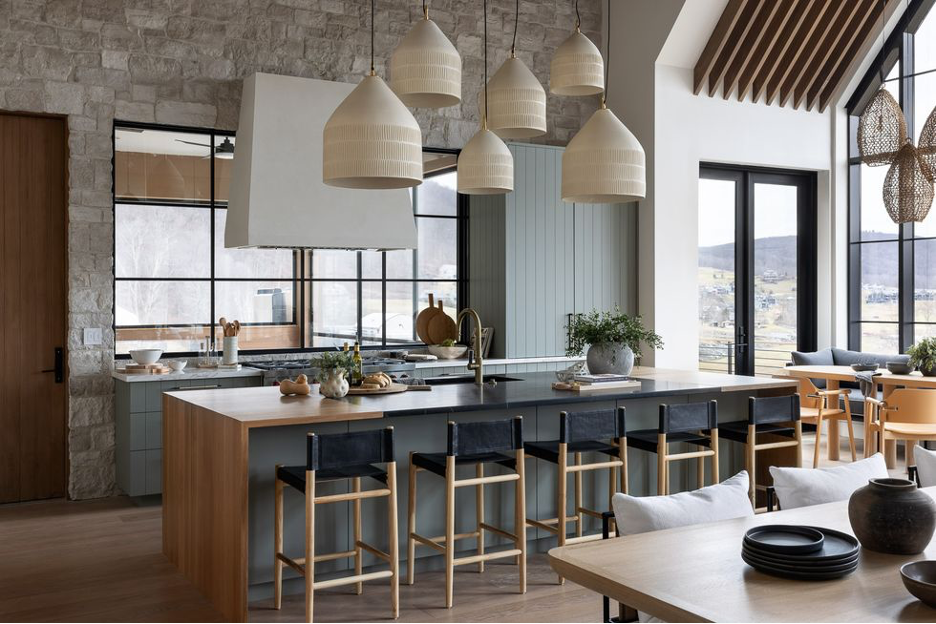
[921,363,936,377]
[848,478,936,555]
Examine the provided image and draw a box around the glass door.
[698,166,817,376]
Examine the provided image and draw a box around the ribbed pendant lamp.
[323,0,423,189]
[390,1,461,108]
[481,0,546,139]
[458,0,513,195]
[561,0,645,203]
[550,0,604,96]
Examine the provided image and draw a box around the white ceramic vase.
[586,343,634,376]
[319,370,350,399]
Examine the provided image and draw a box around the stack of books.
[573,373,635,389]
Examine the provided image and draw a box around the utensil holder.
[223,336,238,365]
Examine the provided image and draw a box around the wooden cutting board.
[415,293,442,344]
[427,299,458,345]
[551,380,642,393]
[347,383,409,395]
[119,363,171,375]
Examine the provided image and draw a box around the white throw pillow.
[611,471,753,536]
[916,446,936,488]
[769,453,888,510]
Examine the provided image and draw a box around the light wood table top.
[632,366,798,392]
[549,488,936,622]
[164,385,383,428]
[785,365,936,388]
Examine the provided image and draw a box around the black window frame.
[112,121,467,358]
[846,0,936,353]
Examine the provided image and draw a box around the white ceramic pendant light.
[390,1,461,108]
[323,0,423,189]
[550,0,604,96]
[561,0,645,204]
[458,0,513,195]
[481,0,546,139]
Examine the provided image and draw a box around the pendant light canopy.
[550,1,603,96]
[561,0,645,203]
[458,0,513,195]
[482,0,546,138]
[323,0,423,189]
[390,3,461,108]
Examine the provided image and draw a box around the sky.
[698,179,798,247]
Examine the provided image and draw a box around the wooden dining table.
[784,365,936,467]
[548,488,936,622]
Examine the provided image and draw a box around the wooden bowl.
[901,561,936,607]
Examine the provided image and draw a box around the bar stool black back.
[273,426,399,623]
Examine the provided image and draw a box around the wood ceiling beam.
[693,0,747,95]
[752,0,819,103]
[736,0,800,102]
[777,0,849,108]
[818,0,901,112]
[721,0,782,99]
[763,0,831,105]
[792,0,867,109]
[806,0,877,111]
[707,0,765,97]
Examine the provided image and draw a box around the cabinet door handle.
[184,384,222,390]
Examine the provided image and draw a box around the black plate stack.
[741,524,860,580]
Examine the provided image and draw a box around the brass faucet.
[455,308,484,385]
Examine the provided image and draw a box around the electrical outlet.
[83,327,103,346]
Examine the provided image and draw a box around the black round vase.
[848,478,936,555]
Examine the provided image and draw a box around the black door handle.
[41,347,64,383]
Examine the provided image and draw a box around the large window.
[113,124,463,356]
[847,0,936,352]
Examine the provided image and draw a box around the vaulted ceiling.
[693,0,900,112]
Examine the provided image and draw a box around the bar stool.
[627,401,719,495]
[525,408,627,550]
[407,417,526,609]
[273,427,398,623]
[719,395,802,504]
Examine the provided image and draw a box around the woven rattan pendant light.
[550,0,604,96]
[859,87,907,166]
[323,0,422,189]
[457,0,513,195]
[919,106,936,180]
[883,142,934,223]
[561,0,645,203]
[390,1,461,108]
[481,0,546,138]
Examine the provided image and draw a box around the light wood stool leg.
[711,429,719,484]
[406,454,416,586]
[812,415,823,469]
[274,466,283,610]
[353,477,362,595]
[387,462,400,620]
[908,439,917,468]
[557,443,567,585]
[574,452,583,538]
[845,416,857,462]
[620,438,628,495]
[608,465,615,508]
[696,455,704,489]
[305,470,316,624]
[475,463,485,573]
[657,434,667,495]
[445,455,455,609]
[746,426,756,505]
[794,421,804,467]
[516,448,527,595]
[827,380,841,461]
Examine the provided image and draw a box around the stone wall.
[0,0,601,499]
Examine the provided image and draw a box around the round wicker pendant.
[919,105,936,182]
[390,17,462,108]
[323,74,423,189]
[883,142,935,224]
[858,87,908,167]
[561,105,645,203]
[550,28,604,96]
[481,55,547,139]
[457,126,514,195]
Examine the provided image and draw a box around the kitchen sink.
[423,374,522,385]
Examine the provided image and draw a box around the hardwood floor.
[0,434,908,623]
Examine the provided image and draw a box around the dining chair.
[866,389,936,471]
[796,377,857,467]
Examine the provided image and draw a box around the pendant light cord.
[423,0,428,18]
[370,0,376,74]
[877,0,885,83]
[483,0,489,126]
[511,0,519,56]
[574,0,581,29]
[602,0,610,107]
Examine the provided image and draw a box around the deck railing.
[698,342,792,377]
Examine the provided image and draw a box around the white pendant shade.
[550,29,604,96]
[390,16,461,108]
[481,56,547,139]
[457,127,514,194]
[561,106,645,203]
[323,74,423,189]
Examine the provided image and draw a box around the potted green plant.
[566,306,663,375]
[907,337,936,376]
[310,350,355,398]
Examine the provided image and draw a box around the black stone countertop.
[330,370,797,417]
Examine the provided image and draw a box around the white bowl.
[427,344,468,360]
[167,361,187,372]
[129,349,163,365]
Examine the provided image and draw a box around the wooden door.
[0,113,68,503]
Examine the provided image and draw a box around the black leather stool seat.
[626,429,712,454]
[277,464,388,492]
[524,439,619,464]
[412,451,516,477]
[718,420,796,443]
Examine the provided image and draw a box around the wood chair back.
[880,388,936,425]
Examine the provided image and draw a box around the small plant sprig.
[907,337,936,372]
[566,306,663,361]
[310,350,356,383]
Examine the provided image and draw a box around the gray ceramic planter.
[586,343,635,376]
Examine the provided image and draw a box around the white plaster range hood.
[225,73,418,250]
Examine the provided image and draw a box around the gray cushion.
[831,348,909,368]
[791,348,834,389]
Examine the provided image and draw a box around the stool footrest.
[564,533,604,545]
[753,440,800,451]
[314,488,391,505]
[314,570,393,591]
[664,449,714,461]
[479,522,516,542]
[455,473,519,488]
[577,507,605,520]
[410,530,483,553]
[356,540,390,562]
[453,548,522,567]
[566,460,623,473]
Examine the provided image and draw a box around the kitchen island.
[162,368,797,622]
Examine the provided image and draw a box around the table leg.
[827,380,840,461]
[883,384,898,468]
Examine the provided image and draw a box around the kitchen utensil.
[886,361,914,375]
[347,382,409,395]
[167,361,187,372]
[233,320,240,336]
[427,300,458,345]
[219,317,228,336]
[427,344,468,359]
[851,362,878,372]
[415,293,442,344]
[129,348,163,365]
[901,561,936,607]
[740,551,858,581]
[743,525,825,555]
[741,526,860,563]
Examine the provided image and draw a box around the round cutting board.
[427,300,458,345]
[347,383,409,395]
[415,293,442,344]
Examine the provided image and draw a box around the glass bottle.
[352,342,363,386]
